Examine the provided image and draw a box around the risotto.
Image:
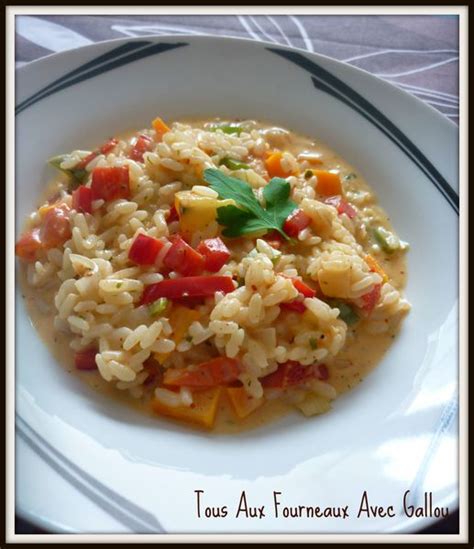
[16,117,410,430]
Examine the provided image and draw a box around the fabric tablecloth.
[15,14,459,124]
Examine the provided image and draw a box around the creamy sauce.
[19,119,408,433]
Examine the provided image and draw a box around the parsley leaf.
[203,168,297,239]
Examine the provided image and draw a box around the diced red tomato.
[262,361,327,388]
[262,230,284,250]
[262,361,312,388]
[75,138,118,170]
[197,238,231,272]
[75,152,98,171]
[163,357,240,387]
[74,348,98,370]
[142,357,163,386]
[315,364,329,381]
[141,276,235,304]
[128,234,165,266]
[284,276,316,298]
[283,209,311,237]
[15,228,43,262]
[72,186,93,214]
[91,166,130,201]
[324,196,357,219]
[361,283,382,313]
[166,205,179,223]
[172,296,207,308]
[129,134,154,162]
[280,300,306,313]
[164,235,205,276]
[40,205,71,248]
[100,138,119,155]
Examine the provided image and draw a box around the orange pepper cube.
[151,387,222,429]
[313,170,342,196]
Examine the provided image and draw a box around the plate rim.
[16,33,458,133]
[14,34,459,536]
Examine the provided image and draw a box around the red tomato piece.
[163,357,240,387]
[74,348,98,370]
[292,277,316,298]
[72,186,93,214]
[142,357,163,386]
[280,300,306,313]
[100,138,119,155]
[129,134,154,162]
[324,196,357,219]
[315,364,329,381]
[166,205,179,223]
[91,166,130,201]
[281,274,316,298]
[75,138,118,170]
[262,230,284,250]
[140,276,235,304]
[283,209,311,237]
[262,361,310,389]
[15,228,43,262]
[128,234,165,266]
[172,296,207,308]
[164,235,205,276]
[40,205,71,248]
[361,283,382,313]
[197,237,231,272]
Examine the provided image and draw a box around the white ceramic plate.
[15,36,459,534]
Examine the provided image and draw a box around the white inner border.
[6,5,468,544]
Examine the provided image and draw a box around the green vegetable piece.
[210,123,244,135]
[372,226,400,254]
[327,299,359,325]
[204,168,297,239]
[309,337,318,350]
[148,297,169,317]
[49,154,68,170]
[49,154,88,189]
[219,157,250,170]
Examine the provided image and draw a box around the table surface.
[15,14,459,124]
[13,13,459,536]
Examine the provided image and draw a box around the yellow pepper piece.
[152,116,170,136]
[38,203,59,218]
[151,387,222,429]
[365,254,388,283]
[174,190,234,240]
[154,305,201,364]
[227,387,264,419]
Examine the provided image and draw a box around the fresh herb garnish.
[219,157,250,170]
[309,337,318,350]
[304,169,314,180]
[203,168,297,239]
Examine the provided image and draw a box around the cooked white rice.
[17,118,411,424]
